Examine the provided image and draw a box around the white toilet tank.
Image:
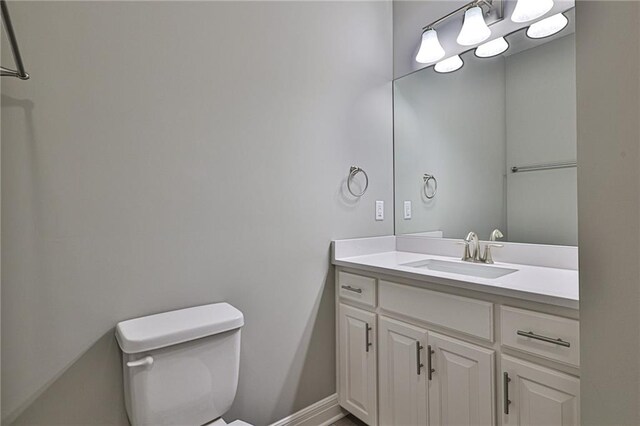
[116,303,244,426]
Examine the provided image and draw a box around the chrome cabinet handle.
[127,356,153,368]
[365,323,372,352]
[517,330,571,348]
[416,341,424,375]
[341,285,362,294]
[503,372,511,414]
[427,345,435,380]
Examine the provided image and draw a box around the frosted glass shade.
[475,37,509,58]
[526,13,568,39]
[511,0,554,23]
[457,6,491,46]
[434,55,464,73]
[416,29,446,64]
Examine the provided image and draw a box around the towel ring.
[347,166,369,197]
[423,174,437,199]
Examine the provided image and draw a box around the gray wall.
[0,2,393,425]
[576,1,640,424]
[506,34,577,246]
[393,53,507,239]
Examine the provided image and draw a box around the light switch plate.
[403,201,412,219]
[375,201,384,221]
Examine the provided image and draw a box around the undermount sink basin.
[401,259,518,279]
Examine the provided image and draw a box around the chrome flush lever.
[127,356,154,368]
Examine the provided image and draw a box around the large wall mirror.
[394,10,576,246]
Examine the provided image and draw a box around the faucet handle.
[457,241,472,261]
[490,229,504,242]
[483,243,503,264]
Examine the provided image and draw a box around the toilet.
[116,303,252,426]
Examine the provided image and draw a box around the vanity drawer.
[338,271,377,308]
[378,280,494,341]
[501,306,579,367]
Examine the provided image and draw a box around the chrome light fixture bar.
[0,0,29,80]
[416,0,503,64]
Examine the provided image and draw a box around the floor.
[331,414,367,426]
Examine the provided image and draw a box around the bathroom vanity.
[338,5,580,425]
[333,236,579,426]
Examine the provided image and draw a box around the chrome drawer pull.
[341,285,362,294]
[517,330,571,348]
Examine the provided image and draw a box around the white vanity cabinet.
[378,316,428,426]
[428,332,495,425]
[338,303,377,425]
[336,269,580,426]
[502,355,580,425]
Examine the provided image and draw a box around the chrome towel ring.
[423,173,437,199]
[347,166,369,197]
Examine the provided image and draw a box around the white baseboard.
[270,394,346,426]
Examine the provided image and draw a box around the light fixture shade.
[434,55,464,73]
[416,29,446,63]
[511,0,554,23]
[456,6,491,46]
[475,37,509,58]
[526,13,568,39]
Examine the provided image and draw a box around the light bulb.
[416,29,446,64]
[475,37,509,58]
[511,0,554,23]
[434,55,464,73]
[457,6,491,46]
[526,13,568,39]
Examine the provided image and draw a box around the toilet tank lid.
[116,303,244,354]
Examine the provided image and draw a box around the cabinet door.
[338,303,377,425]
[428,332,495,426]
[502,355,580,426]
[378,316,428,426]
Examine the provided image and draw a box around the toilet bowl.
[116,303,253,426]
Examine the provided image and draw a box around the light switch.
[375,201,384,221]
[404,201,412,219]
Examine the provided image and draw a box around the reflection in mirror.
[394,10,576,246]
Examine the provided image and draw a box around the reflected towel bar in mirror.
[511,161,576,173]
[423,174,437,199]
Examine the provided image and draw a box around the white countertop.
[333,250,579,309]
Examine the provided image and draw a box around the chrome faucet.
[460,229,504,264]
[463,231,480,262]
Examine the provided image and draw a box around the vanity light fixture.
[416,29,446,64]
[434,55,464,73]
[415,0,503,64]
[475,37,509,58]
[526,13,568,39]
[511,0,554,23]
[457,6,491,46]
